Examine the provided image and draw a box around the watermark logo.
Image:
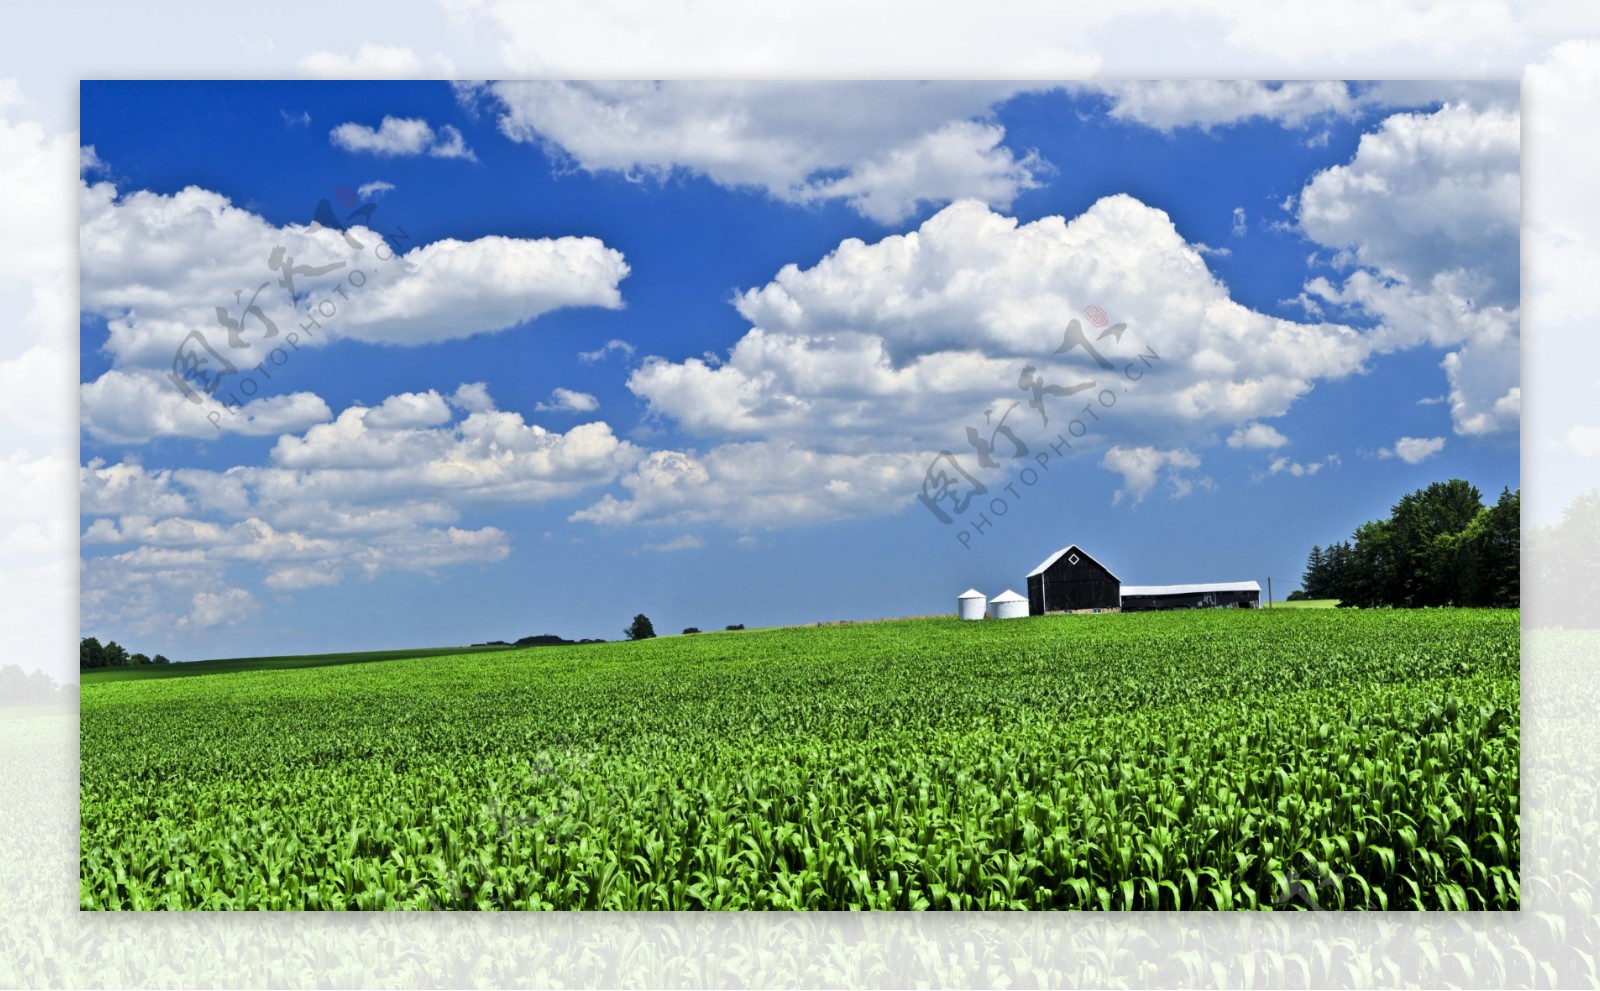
[395,746,620,910]
[310,184,380,249]
[918,304,1161,548]
[1267,865,1350,909]
[167,186,411,429]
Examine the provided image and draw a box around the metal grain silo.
[989,589,1029,619]
[957,588,987,621]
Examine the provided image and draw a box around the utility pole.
[1267,577,1273,609]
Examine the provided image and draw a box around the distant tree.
[682,627,700,635]
[102,640,130,667]
[625,614,656,641]
[725,624,745,631]
[0,665,61,705]
[1301,545,1326,596]
[1305,480,1517,609]
[1322,541,1353,601]
[1480,487,1521,607]
[1337,520,1393,608]
[1285,589,1309,602]
[1530,488,1600,626]
[1301,542,1356,600]
[79,637,105,670]
[152,654,171,665]
[130,652,151,666]
[1439,486,1520,607]
[1388,479,1484,606]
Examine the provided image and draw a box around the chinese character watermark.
[917,305,1162,549]
[395,746,616,910]
[166,185,411,429]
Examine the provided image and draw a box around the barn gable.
[1026,544,1121,615]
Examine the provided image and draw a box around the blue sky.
[78,80,1521,658]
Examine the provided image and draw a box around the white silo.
[957,588,987,621]
[989,589,1028,620]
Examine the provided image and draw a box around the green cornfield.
[79,608,1519,911]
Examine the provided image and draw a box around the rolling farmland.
[79,609,1518,911]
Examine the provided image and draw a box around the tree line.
[1528,488,1600,627]
[0,664,66,704]
[624,615,744,639]
[80,637,170,669]
[1299,480,1518,608]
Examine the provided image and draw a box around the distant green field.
[1272,599,1342,609]
[78,644,520,683]
[80,609,1518,911]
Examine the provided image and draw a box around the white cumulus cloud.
[329,116,476,160]
[571,443,930,530]
[1227,422,1288,449]
[78,179,630,440]
[297,44,455,79]
[1561,425,1600,459]
[80,369,333,444]
[1088,80,1357,132]
[1298,101,1520,439]
[1379,435,1447,463]
[535,388,600,413]
[1263,453,1339,478]
[80,384,635,636]
[585,194,1377,528]
[1100,446,1203,504]
[578,339,635,363]
[488,81,1045,223]
[630,196,1365,451]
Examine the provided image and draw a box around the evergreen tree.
[1301,480,1517,610]
[1325,541,1353,602]
[1301,545,1326,597]
[1340,520,1393,608]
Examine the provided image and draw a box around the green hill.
[80,609,1518,911]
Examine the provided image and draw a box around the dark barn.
[1120,581,1261,611]
[1027,544,1121,615]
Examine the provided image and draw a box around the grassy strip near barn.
[79,608,1517,911]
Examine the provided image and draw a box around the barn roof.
[989,589,1027,603]
[1026,544,1120,581]
[1121,581,1261,596]
[957,588,986,599]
